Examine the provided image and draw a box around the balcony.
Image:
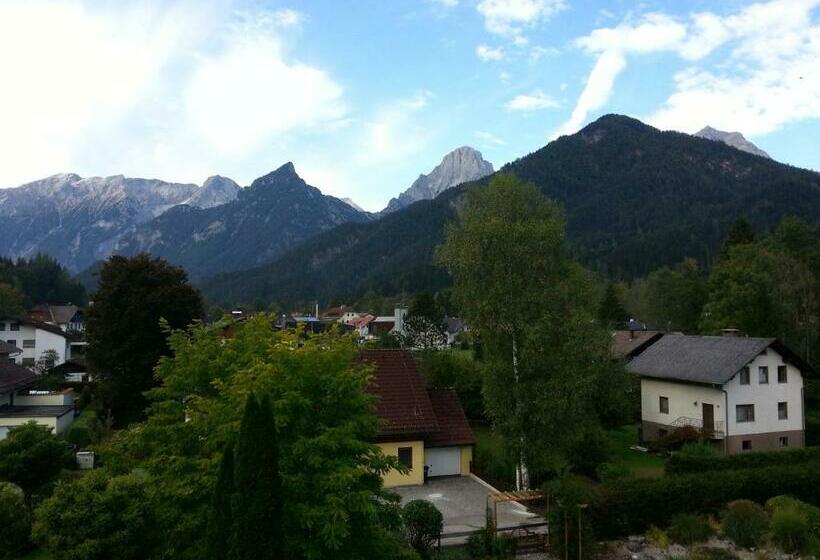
[670,416,726,439]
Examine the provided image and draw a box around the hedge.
[666,446,820,475]
[588,463,820,538]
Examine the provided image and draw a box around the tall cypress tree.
[231,393,283,560]
[207,442,235,560]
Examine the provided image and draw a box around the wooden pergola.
[485,489,544,525]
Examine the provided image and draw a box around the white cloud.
[529,45,560,62]
[476,44,505,61]
[270,8,304,27]
[430,0,459,7]
[506,91,560,111]
[477,0,568,39]
[476,131,507,146]
[556,0,820,139]
[360,91,434,164]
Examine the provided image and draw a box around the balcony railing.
[670,416,726,439]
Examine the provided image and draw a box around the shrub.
[545,476,598,560]
[650,426,701,453]
[721,500,768,548]
[765,495,820,530]
[666,446,820,475]
[403,500,443,558]
[0,483,30,560]
[645,525,670,549]
[0,422,74,495]
[466,510,516,560]
[568,429,610,478]
[678,440,719,459]
[595,461,630,482]
[770,506,812,554]
[667,514,714,545]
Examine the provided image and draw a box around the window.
[0,322,5,331]
[397,447,413,469]
[21,358,34,366]
[742,440,752,451]
[6,340,15,346]
[22,340,35,349]
[739,367,750,385]
[736,404,755,423]
[758,366,769,384]
[779,436,789,448]
[777,365,788,383]
[659,396,669,414]
[9,323,19,331]
[778,401,788,420]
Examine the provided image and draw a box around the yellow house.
[358,349,475,488]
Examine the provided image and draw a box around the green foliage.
[689,547,740,560]
[545,476,598,560]
[0,254,86,308]
[594,462,630,482]
[568,428,610,479]
[648,426,702,453]
[64,407,102,449]
[597,283,628,327]
[588,463,820,538]
[626,258,706,332]
[666,446,820,475]
[0,422,73,495]
[465,509,517,560]
[438,174,631,479]
[0,483,30,560]
[645,525,670,549]
[770,505,812,554]
[721,500,768,548]
[677,441,720,460]
[207,444,234,560]
[85,254,203,425]
[667,514,714,545]
[417,350,484,420]
[401,294,448,349]
[472,425,516,486]
[32,470,158,560]
[765,495,820,530]
[231,394,283,559]
[402,500,443,558]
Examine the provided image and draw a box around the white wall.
[725,348,804,437]
[641,378,724,427]
[0,322,68,366]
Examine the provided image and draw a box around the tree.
[207,443,235,560]
[231,394,283,560]
[598,283,628,327]
[637,259,707,332]
[722,218,756,252]
[35,348,60,375]
[0,282,24,315]
[0,422,73,497]
[0,483,30,559]
[401,293,447,349]
[85,254,203,425]
[402,500,443,558]
[438,175,629,488]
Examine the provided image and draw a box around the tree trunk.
[511,332,530,491]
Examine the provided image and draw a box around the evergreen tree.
[597,283,628,327]
[207,443,235,560]
[231,394,283,560]
[721,218,756,254]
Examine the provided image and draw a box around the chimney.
[721,328,741,337]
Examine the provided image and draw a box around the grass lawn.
[606,424,665,478]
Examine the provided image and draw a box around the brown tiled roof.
[427,388,475,447]
[357,349,439,438]
[0,361,38,393]
[612,330,664,359]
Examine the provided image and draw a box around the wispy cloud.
[476,44,505,61]
[477,0,568,40]
[476,130,507,146]
[506,91,560,111]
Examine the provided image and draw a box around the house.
[349,314,375,338]
[0,315,71,368]
[628,334,811,454]
[30,304,85,334]
[369,307,408,338]
[357,349,474,488]
[321,305,360,324]
[0,345,75,439]
[612,329,664,360]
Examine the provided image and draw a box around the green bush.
[765,495,820,530]
[666,446,820,475]
[588,462,820,538]
[770,506,813,554]
[678,440,719,459]
[466,510,516,560]
[667,514,714,545]
[721,500,768,548]
[545,476,598,560]
[645,525,670,549]
[568,429,610,479]
[649,425,701,453]
[403,500,443,558]
[595,461,630,482]
[0,483,30,560]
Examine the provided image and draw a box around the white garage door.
[0,427,8,440]
[425,447,461,477]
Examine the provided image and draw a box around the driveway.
[394,475,544,536]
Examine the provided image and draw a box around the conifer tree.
[207,442,234,560]
[231,394,283,560]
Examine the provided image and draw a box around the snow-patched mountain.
[383,146,494,212]
[182,176,240,209]
[695,126,771,159]
[0,173,205,272]
[114,163,371,279]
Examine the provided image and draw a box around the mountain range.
[199,114,820,307]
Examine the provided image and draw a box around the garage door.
[425,447,461,477]
[0,427,8,440]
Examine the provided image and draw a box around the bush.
[770,506,812,554]
[645,525,670,549]
[403,500,443,558]
[721,500,768,548]
[595,462,630,482]
[568,429,610,478]
[588,462,820,538]
[678,440,719,459]
[649,426,701,453]
[0,422,74,495]
[666,446,820,475]
[765,495,820,530]
[545,476,598,560]
[466,510,516,560]
[667,514,713,545]
[0,483,30,560]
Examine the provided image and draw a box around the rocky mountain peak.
[695,126,771,159]
[383,146,494,212]
[184,175,240,209]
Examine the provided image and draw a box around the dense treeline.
[0,254,86,313]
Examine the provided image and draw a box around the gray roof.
[0,405,74,418]
[627,334,775,385]
[0,362,39,393]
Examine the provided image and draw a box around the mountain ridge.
[695,126,771,159]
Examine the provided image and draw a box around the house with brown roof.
[0,315,71,368]
[612,329,664,360]
[357,349,475,487]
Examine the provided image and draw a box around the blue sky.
[1,0,818,210]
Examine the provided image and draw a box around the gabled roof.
[612,330,664,360]
[357,349,439,438]
[0,361,39,393]
[0,315,68,338]
[30,304,81,325]
[427,388,475,447]
[0,341,22,355]
[628,334,784,385]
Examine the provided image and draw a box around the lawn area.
[606,424,665,478]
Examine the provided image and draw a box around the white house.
[628,334,809,454]
[29,304,85,334]
[370,307,408,338]
[0,315,70,368]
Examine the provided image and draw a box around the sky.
[1,0,819,211]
